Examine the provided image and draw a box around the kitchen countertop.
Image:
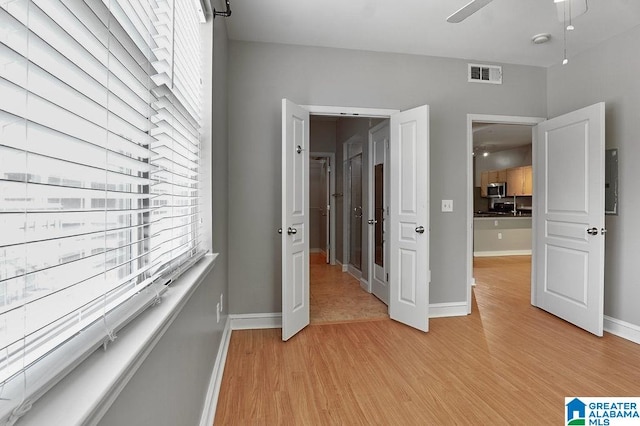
[474,211,532,218]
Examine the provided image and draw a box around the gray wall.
[547,25,640,327]
[228,40,547,314]
[310,118,337,152]
[98,12,229,426]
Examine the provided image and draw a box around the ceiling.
[473,123,532,154]
[224,0,640,67]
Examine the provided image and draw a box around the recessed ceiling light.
[483,152,489,157]
[532,33,551,44]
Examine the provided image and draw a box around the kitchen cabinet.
[522,165,533,195]
[506,167,523,196]
[506,166,533,196]
[487,169,507,183]
[481,167,531,197]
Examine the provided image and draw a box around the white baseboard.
[604,315,640,345]
[473,250,532,257]
[360,278,370,293]
[342,264,348,272]
[199,317,231,426]
[347,265,362,280]
[230,313,282,330]
[228,303,468,331]
[429,302,468,318]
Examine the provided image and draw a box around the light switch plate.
[441,199,453,212]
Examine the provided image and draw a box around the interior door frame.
[304,106,399,273]
[310,151,336,265]
[465,114,545,314]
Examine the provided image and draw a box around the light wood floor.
[215,256,640,424]
[310,253,388,324]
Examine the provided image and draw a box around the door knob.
[415,226,425,234]
[587,227,598,235]
[278,228,282,234]
[287,227,297,235]
[368,219,377,225]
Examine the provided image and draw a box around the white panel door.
[389,105,430,332]
[281,99,309,341]
[533,102,605,336]
[369,121,390,305]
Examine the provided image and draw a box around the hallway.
[310,253,387,324]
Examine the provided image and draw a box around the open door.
[369,121,390,305]
[533,102,605,336]
[389,105,430,332]
[281,99,309,341]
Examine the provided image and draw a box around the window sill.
[17,253,218,426]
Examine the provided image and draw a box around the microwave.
[487,182,507,198]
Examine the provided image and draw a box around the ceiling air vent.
[468,63,502,84]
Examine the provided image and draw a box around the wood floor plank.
[215,256,640,424]
[309,253,387,324]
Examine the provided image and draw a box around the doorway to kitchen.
[465,114,544,313]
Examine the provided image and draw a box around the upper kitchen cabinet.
[480,171,488,197]
[522,165,533,195]
[487,169,507,183]
[506,167,523,196]
[506,166,533,196]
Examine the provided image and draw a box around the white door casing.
[281,99,310,341]
[368,121,390,305]
[389,105,430,332]
[533,102,605,336]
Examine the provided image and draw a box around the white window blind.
[0,0,204,422]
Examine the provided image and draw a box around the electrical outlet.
[498,232,503,240]
[220,293,223,313]
[216,303,220,323]
[441,199,453,212]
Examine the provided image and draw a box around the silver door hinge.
[386,273,389,282]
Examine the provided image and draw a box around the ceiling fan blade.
[446,0,494,23]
